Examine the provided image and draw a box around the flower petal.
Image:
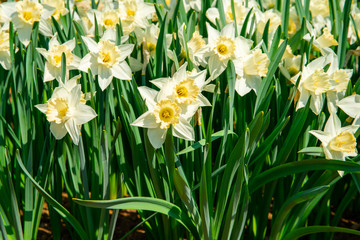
[147,128,167,149]
[173,117,195,141]
[112,62,132,80]
[98,65,113,91]
[73,104,97,125]
[82,36,98,53]
[50,122,68,140]
[131,111,158,128]
[65,119,80,145]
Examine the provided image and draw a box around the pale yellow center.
[214,36,236,60]
[329,131,356,153]
[154,100,181,129]
[103,11,119,29]
[187,31,205,53]
[16,0,43,25]
[303,69,331,95]
[127,8,135,16]
[244,49,269,76]
[98,40,121,67]
[174,78,200,104]
[310,0,329,18]
[331,69,350,92]
[46,98,69,124]
[317,28,338,48]
[49,45,74,68]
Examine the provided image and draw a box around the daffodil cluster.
[132,63,211,148]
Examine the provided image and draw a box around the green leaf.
[283,226,360,240]
[269,186,330,240]
[73,197,200,240]
[249,159,360,194]
[177,130,236,155]
[298,147,324,156]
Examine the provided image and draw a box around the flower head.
[36,81,97,145]
[37,36,80,82]
[309,114,358,176]
[79,30,134,90]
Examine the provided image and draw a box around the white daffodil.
[151,63,211,107]
[256,9,281,41]
[37,36,81,82]
[131,86,199,149]
[35,81,97,145]
[176,24,207,67]
[117,0,155,34]
[135,24,172,58]
[79,30,134,91]
[304,25,338,51]
[182,0,201,12]
[42,0,69,21]
[309,114,358,176]
[293,55,332,115]
[203,22,243,79]
[233,47,269,96]
[3,0,54,46]
[279,44,302,80]
[0,29,10,70]
[310,0,330,19]
[324,50,352,113]
[206,0,253,27]
[337,94,360,125]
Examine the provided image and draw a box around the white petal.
[138,86,158,110]
[118,44,134,61]
[49,34,60,49]
[148,128,167,149]
[206,22,220,45]
[310,94,324,115]
[324,113,341,135]
[98,66,113,91]
[191,70,207,89]
[337,95,360,118]
[112,62,132,80]
[179,102,200,122]
[17,25,32,47]
[39,19,53,37]
[50,122,68,140]
[198,94,211,107]
[102,29,116,42]
[221,23,235,38]
[131,111,158,128]
[65,119,80,145]
[43,63,56,82]
[150,78,170,89]
[172,63,188,83]
[82,36,98,53]
[35,103,48,113]
[78,54,93,72]
[173,117,195,141]
[73,104,97,125]
[295,88,310,111]
[205,8,220,25]
[36,48,49,59]
[209,56,227,80]
[69,55,81,69]
[308,130,332,145]
[235,76,252,96]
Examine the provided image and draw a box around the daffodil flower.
[309,114,358,176]
[151,63,211,107]
[79,30,134,91]
[37,36,81,82]
[292,55,333,115]
[203,22,242,79]
[42,0,69,21]
[3,0,54,46]
[233,48,270,96]
[117,0,155,34]
[131,86,199,149]
[35,81,97,145]
[325,49,352,113]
